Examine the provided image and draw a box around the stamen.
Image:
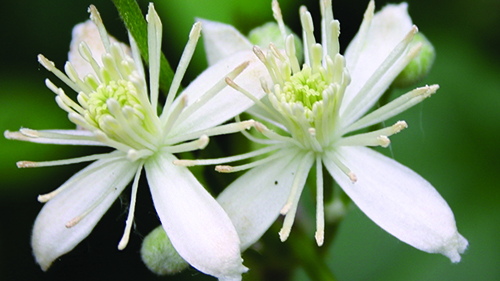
[127,149,154,161]
[225,77,281,121]
[78,42,105,82]
[46,80,85,115]
[315,156,325,246]
[300,7,316,66]
[174,61,250,126]
[106,99,157,151]
[272,0,288,42]
[339,120,407,148]
[38,55,82,94]
[4,129,103,146]
[16,153,114,168]
[88,5,111,52]
[101,54,121,81]
[162,135,209,154]
[68,112,97,131]
[285,35,301,74]
[325,150,356,182]
[342,26,420,124]
[93,129,136,153]
[166,120,254,145]
[311,43,323,73]
[255,122,305,149]
[344,85,438,133]
[146,3,162,109]
[118,163,143,250]
[162,95,188,139]
[64,62,93,94]
[215,148,290,173]
[279,152,315,242]
[163,22,202,114]
[173,144,282,167]
[254,46,278,83]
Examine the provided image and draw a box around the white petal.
[323,146,468,262]
[170,50,269,136]
[199,18,252,66]
[341,3,413,119]
[32,154,138,270]
[145,153,246,279]
[217,148,304,250]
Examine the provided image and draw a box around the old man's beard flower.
[182,0,468,262]
[4,3,269,280]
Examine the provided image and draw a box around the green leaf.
[112,0,176,95]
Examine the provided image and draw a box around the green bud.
[393,32,436,88]
[141,225,189,275]
[248,22,303,63]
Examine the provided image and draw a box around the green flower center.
[85,80,143,128]
[282,66,327,110]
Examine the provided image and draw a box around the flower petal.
[323,146,468,262]
[171,50,269,136]
[341,3,413,122]
[32,153,138,270]
[144,152,246,279]
[217,148,304,250]
[199,18,253,66]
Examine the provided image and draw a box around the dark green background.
[1,0,499,280]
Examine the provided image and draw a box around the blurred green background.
[1,0,499,280]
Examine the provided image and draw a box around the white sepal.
[199,18,253,66]
[32,153,138,270]
[170,50,269,136]
[144,152,246,280]
[323,146,468,262]
[218,148,304,250]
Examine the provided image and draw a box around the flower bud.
[393,32,436,88]
[141,226,189,275]
[248,22,303,63]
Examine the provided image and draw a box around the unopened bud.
[248,22,303,63]
[393,32,436,88]
[141,226,189,275]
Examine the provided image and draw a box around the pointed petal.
[217,148,304,250]
[341,3,413,119]
[199,18,253,66]
[170,50,269,136]
[323,146,468,262]
[145,153,246,279]
[32,154,138,270]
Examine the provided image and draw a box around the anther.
[215,165,234,173]
[16,161,37,168]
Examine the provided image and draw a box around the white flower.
[4,4,268,280]
[185,0,468,262]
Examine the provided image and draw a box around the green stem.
[288,224,338,281]
[112,0,176,94]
